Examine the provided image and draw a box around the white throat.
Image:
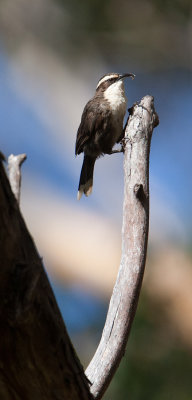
[104,80,127,113]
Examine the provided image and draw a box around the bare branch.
[8,153,27,203]
[86,95,159,399]
[0,157,93,400]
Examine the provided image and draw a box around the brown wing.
[75,98,110,155]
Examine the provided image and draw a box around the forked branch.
[0,95,158,399]
[86,95,159,399]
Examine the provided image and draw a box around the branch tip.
[8,153,27,203]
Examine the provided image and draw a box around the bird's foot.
[119,137,130,153]
[108,149,123,154]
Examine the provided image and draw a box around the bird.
[75,72,135,200]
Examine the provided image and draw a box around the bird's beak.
[118,73,136,81]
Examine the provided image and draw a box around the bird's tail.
[77,155,96,200]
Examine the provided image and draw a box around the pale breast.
[104,80,127,113]
[104,81,127,143]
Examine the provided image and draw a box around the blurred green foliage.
[0,0,190,69]
[151,0,192,21]
[53,0,191,68]
[104,293,192,399]
[57,0,192,25]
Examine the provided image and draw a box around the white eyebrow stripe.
[96,74,119,89]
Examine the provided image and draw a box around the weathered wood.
[8,153,27,203]
[86,95,159,399]
[0,159,93,399]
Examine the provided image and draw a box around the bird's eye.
[109,78,116,83]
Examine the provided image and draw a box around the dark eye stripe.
[96,76,118,90]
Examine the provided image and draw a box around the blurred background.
[0,0,192,398]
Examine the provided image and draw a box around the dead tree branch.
[86,95,159,399]
[0,158,93,399]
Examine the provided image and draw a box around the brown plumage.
[75,72,135,199]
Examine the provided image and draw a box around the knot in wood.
[134,183,147,206]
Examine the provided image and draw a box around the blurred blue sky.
[1,49,191,235]
[52,281,106,334]
[0,53,73,192]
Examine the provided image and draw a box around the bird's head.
[96,72,135,93]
